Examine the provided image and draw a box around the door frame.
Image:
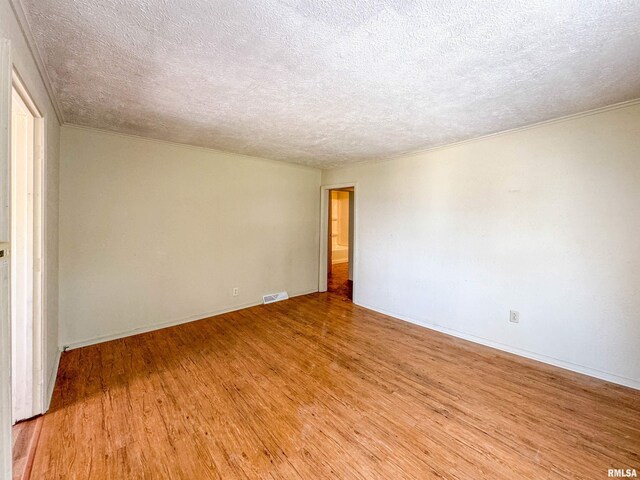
[11,68,46,420]
[318,183,358,300]
[0,37,13,480]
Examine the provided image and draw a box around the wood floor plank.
[12,416,43,480]
[30,275,639,479]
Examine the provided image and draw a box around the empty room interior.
[1,1,639,479]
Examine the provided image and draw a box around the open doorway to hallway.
[327,187,354,301]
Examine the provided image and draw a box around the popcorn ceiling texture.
[22,0,640,167]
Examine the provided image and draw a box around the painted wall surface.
[59,126,321,347]
[1,0,61,405]
[322,103,640,388]
[337,191,349,247]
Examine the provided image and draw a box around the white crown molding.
[9,0,64,125]
[321,96,640,170]
[9,0,640,164]
[62,123,322,172]
[378,97,640,165]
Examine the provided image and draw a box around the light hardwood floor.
[12,416,42,480]
[328,261,352,300]
[29,287,639,479]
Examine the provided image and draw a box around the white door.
[11,85,35,423]
[0,38,14,480]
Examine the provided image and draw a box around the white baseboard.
[58,292,638,390]
[61,289,319,351]
[45,349,61,410]
[358,302,640,391]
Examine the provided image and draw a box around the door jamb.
[0,37,13,480]
[11,68,46,418]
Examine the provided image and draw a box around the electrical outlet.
[509,310,520,323]
[232,287,239,297]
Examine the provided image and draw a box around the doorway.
[10,73,45,424]
[319,184,355,301]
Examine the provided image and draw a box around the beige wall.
[59,126,321,347]
[1,0,61,404]
[323,102,640,389]
[337,191,349,247]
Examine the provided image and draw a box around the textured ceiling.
[22,0,640,167]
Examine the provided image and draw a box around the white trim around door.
[318,183,358,301]
[10,68,46,422]
[0,37,14,480]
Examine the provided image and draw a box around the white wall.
[59,126,320,348]
[336,191,349,247]
[323,102,640,389]
[1,0,61,406]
